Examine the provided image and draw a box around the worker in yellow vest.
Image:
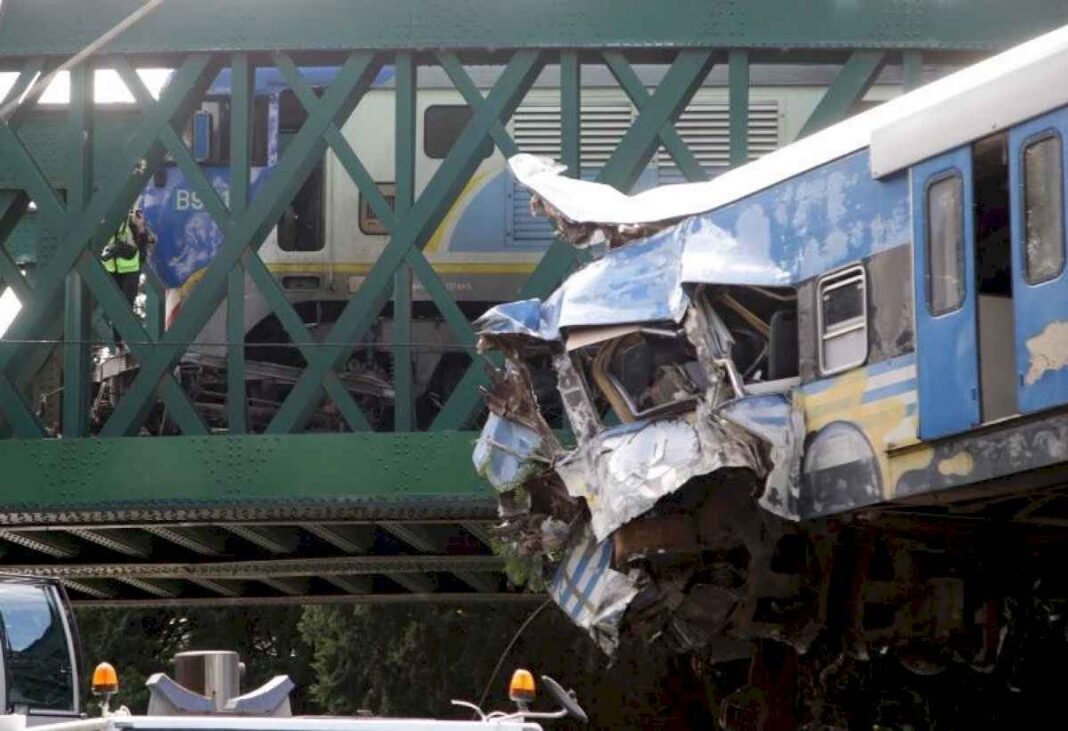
[100,208,155,346]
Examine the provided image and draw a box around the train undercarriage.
[526,452,1068,728]
[696,474,1068,729]
[90,349,396,433]
[470,256,1068,728]
[85,309,477,434]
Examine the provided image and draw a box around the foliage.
[490,535,550,593]
[297,602,712,728]
[297,603,533,717]
[75,603,714,728]
[75,607,311,714]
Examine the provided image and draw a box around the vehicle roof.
[110,716,539,731]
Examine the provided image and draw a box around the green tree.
[75,607,312,714]
[298,603,713,728]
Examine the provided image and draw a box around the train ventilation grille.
[656,101,780,179]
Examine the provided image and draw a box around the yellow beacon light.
[92,662,119,716]
[508,668,536,704]
[92,662,119,695]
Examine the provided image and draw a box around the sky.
[0,288,18,337]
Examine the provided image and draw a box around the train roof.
[200,62,925,97]
[510,22,1068,228]
[206,66,395,96]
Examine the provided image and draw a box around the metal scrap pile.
[473,157,814,655]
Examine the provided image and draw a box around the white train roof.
[510,22,1068,227]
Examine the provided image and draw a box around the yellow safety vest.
[102,219,140,274]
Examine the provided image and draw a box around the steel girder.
[0,519,510,605]
[0,433,492,519]
[0,0,1066,58]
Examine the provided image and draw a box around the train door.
[1008,108,1068,413]
[912,147,981,439]
[261,88,329,293]
[972,133,1018,425]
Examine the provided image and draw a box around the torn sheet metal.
[718,393,806,521]
[678,215,793,287]
[475,209,796,348]
[552,350,601,443]
[510,153,718,230]
[474,231,690,342]
[513,148,912,288]
[550,230,690,331]
[556,416,763,542]
[472,413,546,493]
[549,524,638,655]
[473,298,559,343]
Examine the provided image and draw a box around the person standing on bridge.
[100,207,156,347]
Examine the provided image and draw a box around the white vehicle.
[0,577,585,731]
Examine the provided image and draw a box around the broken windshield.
[566,327,707,423]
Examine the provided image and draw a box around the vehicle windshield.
[0,582,75,711]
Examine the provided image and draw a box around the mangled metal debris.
[472,167,810,653]
[510,154,721,248]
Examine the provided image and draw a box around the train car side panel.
[910,145,981,440]
[1009,106,1068,413]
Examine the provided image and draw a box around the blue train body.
[470,23,1068,670]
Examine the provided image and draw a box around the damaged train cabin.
[472,24,1068,671]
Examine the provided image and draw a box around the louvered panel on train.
[658,101,781,178]
[512,105,634,167]
[510,105,634,244]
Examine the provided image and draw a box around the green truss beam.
[560,51,581,177]
[393,53,416,432]
[729,50,751,166]
[228,54,254,433]
[0,432,491,513]
[798,50,888,138]
[602,51,708,182]
[0,55,218,432]
[0,0,1064,57]
[267,51,544,433]
[99,52,383,436]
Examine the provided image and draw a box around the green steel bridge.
[0,0,1065,607]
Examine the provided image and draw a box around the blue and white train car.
[471,23,1068,665]
[135,64,904,424]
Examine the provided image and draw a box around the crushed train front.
[473,165,818,655]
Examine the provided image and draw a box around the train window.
[277,166,324,252]
[1022,133,1065,284]
[424,105,493,160]
[358,183,396,235]
[250,96,270,166]
[926,172,966,315]
[818,266,867,375]
[179,96,269,166]
[279,88,322,133]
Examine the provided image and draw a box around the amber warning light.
[92,662,119,715]
[508,668,536,705]
[92,662,119,695]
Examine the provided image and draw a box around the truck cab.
[0,577,81,725]
[0,576,583,731]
